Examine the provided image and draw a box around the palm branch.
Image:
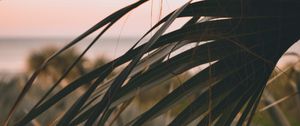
[4,0,300,125]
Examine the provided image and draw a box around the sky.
[0,0,187,38]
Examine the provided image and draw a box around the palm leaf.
[7,0,300,125]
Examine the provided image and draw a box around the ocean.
[0,37,138,74]
[1,37,300,74]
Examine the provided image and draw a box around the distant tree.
[26,47,86,85]
[26,46,110,87]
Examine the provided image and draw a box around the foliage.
[3,0,300,125]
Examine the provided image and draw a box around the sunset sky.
[0,0,187,38]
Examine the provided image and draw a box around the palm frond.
[6,0,300,125]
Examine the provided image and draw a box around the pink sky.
[0,0,186,37]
